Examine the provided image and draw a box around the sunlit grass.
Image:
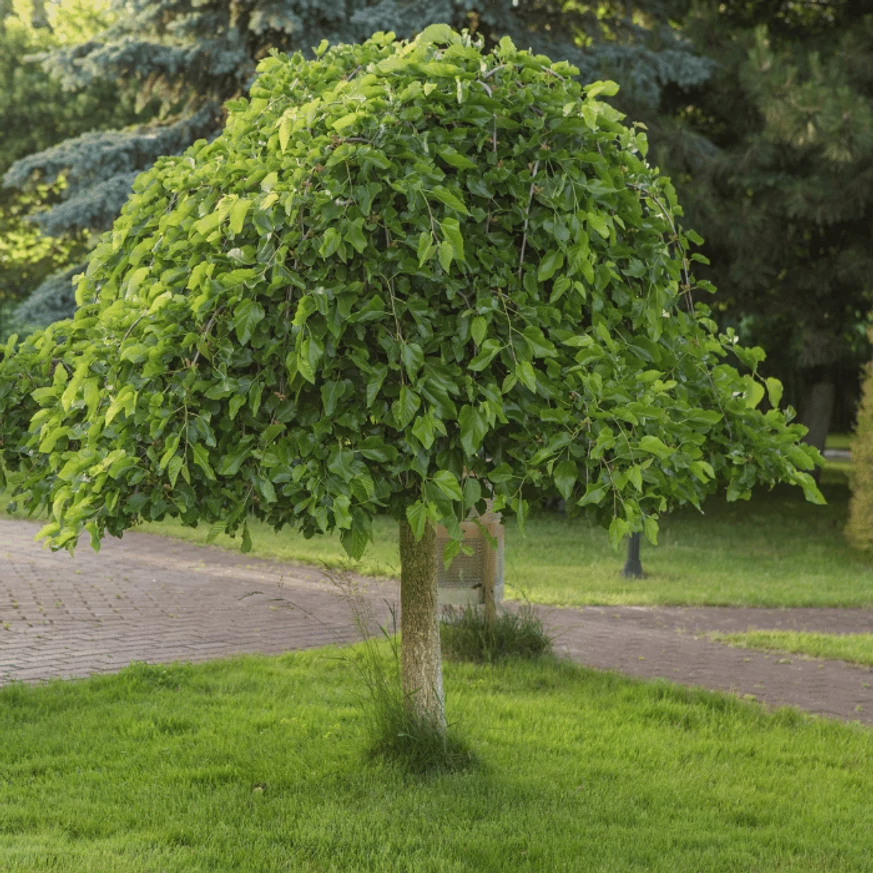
[139,479,873,608]
[712,631,873,667]
[1,648,873,872]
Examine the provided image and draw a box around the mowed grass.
[713,631,873,667]
[140,477,873,607]
[2,650,873,872]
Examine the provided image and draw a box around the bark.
[399,519,445,732]
[800,375,835,481]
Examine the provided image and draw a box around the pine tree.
[0,0,138,335]
[3,0,714,327]
[651,3,873,449]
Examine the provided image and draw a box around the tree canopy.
[0,27,822,563]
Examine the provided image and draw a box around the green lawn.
[713,631,873,667]
[2,649,873,872]
[140,479,873,607]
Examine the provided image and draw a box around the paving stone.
[2,518,873,726]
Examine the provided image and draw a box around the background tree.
[3,29,821,731]
[648,2,873,448]
[847,347,873,550]
[0,0,140,336]
[3,0,714,328]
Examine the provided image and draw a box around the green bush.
[441,604,553,663]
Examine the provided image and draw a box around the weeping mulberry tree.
[2,26,822,731]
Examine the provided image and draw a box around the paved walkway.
[2,518,872,726]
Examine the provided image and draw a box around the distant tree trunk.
[399,519,445,732]
[800,370,835,481]
[621,532,644,578]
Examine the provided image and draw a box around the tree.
[847,353,873,550]
[0,0,140,334]
[2,28,822,731]
[647,3,873,450]
[3,0,714,327]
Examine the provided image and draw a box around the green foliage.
[4,30,822,558]
[440,604,552,663]
[846,361,873,550]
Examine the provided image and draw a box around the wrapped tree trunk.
[399,519,445,732]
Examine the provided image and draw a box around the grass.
[137,478,873,608]
[440,604,553,663]
[2,649,873,872]
[713,631,873,667]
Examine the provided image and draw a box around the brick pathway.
[2,518,872,726]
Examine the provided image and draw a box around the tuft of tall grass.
[440,603,553,663]
[330,570,475,775]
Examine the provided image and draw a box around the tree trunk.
[399,520,445,732]
[621,532,644,578]
[800,374,835,481]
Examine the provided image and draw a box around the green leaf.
[553,460,577,501]
[219,445,251,476]
[463,476,482,508]
[638,435,672,460]
[406,502,428,539]
[417,231,434,266]
[643,516,659,546]
[468,339,501,371]
[401,343,424,380]
[437,146,476,170]
[344,217,368,254]
[321,381,344,416]
[393,387,421,428]
[438,239,454,272]
[608,517,631,550]
[578,483,609,507]
[359,437,398,463]
[515,361,537,392]
[745,380,766,409]
[538,250,564,282]
[459,404,487,454]
[412,414,435,449]
[366,365,388,406]
[233,299,265,345]
[229,198,252,235]
[440,218,465,263]
[584,80,620,98]
[766,377,784,408]
[587,213,610,238]
[471,316,487,347]
[319,227,341,259]
[241,522,253,554]
[191,444,215,480]
[332,111,364,132]
[278,114,293,153]
[431,186,469,215]
[433,470,463,501]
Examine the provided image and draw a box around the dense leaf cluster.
[1,28,821,559]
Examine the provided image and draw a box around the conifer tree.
[652,3,873,448]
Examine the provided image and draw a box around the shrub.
[441,604,553,663]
